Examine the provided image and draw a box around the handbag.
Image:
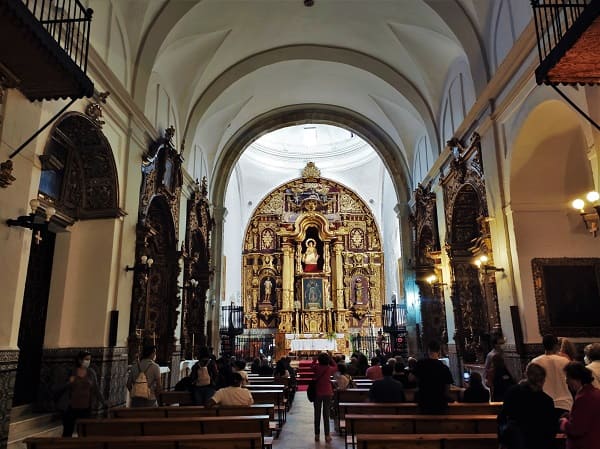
[307,380,317,402]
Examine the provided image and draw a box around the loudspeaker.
[109,310,119,347]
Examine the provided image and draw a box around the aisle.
[273,393,344,449]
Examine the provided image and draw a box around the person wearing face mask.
[127,345,162,407]
[54,351,106,437]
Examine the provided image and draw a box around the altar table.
[290,338,336,351]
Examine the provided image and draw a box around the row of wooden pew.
[334,400,567,449]
[25,374,292,449]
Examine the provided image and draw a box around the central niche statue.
[302,238,320,272]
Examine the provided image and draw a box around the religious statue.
[302,238,319,272]
[263,277,273,304]
[354,276,365,304]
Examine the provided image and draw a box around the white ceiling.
[101,0,502,200]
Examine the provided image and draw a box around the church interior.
[1,0,600,447]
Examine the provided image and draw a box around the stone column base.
[0,350,19,449]
[38,347,128,413]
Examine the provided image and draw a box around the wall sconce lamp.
[571,191,600,237]
[474,255,504,274]
[188,278,199,289]
[125,255,154,272]
[426,274,447,289]
[6,198,56,229]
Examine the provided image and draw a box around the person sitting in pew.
[369,364,406,403]
[206,372,254,407]
[462,372,490,403]
[411,340,454,413]
[233,360,249,387]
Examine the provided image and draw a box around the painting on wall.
[302,278,324,310]
[532,258,600,337]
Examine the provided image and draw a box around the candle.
[192,333,195,347]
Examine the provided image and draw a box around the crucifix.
[34,230,43,245]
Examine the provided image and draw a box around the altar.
[286,333,342,353]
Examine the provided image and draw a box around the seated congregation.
[25,336,600,449]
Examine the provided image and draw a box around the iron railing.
[382,302,407,332]
[221,334,275,360]
[21,0,93,74]
[532,0,596,82]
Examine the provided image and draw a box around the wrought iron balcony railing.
[22,0,93,75]
[532,0,600,84]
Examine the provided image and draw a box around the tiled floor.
[274,394,344,449]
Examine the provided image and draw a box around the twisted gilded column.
[281,241,294,310]
[334,242,344,310]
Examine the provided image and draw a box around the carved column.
[334,242,344,310]
[281,242,293,310]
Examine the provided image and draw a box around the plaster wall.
[44,219,120,348]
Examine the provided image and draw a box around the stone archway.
[206,105,412,351]
[16,112,121,409]
[508,100,596,347]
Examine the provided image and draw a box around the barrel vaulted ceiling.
[90,0,531,201]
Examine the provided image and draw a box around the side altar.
[241,163,385,360]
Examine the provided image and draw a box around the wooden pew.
[24,433,263,449]
[249,390,287,428]
[160,391,195,406]
[336,402,503,437]
[356,434,567,449]
[77,416,271,448]
[110,404,275,420]
[355,433,499,449]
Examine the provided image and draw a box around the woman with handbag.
[53,351,106,437]
[311,352,337,443]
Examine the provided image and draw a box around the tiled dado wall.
[0,350,18,449]
[37,347,129,413]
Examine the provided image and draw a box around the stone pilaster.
[38,347,128,413]
[0,350,19,449]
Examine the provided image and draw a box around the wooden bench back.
[339,402,502,418]
[159,391,195,406]
[346,414,497,435]
[110,404,275,420]
[77,415,270,438]
[355,433,499,449]
[25,433,263,449]
[336,389,370,403]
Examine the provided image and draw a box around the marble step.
[7,408,61,449]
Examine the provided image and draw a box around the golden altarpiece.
[242,163,384,358]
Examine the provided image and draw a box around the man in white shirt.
[206,373,253,407]
[531,334,572,426]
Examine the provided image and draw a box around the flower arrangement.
[325,330,337,340]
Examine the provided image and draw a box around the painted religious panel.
[533,258,600,337]
[303,278,324,310]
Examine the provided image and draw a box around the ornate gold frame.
[532,257,600,337]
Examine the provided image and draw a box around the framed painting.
[532,258,600,337]
[302,278,324,310]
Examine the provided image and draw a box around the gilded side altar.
[242,163,385,359]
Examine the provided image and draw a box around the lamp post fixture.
[572,191,600,237]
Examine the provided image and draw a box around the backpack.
[131,361,152,399]
[195,359,212,387]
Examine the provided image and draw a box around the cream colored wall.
[0,90,70,349]
[45,219,120,347]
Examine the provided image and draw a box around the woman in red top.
[560,362,600,449]
[312,352,337,443]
